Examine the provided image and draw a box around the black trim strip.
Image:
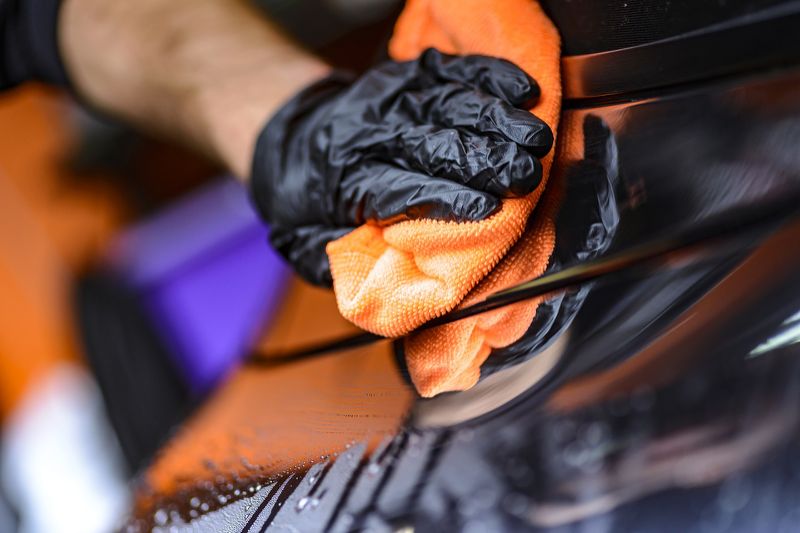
[562,1,800,101]
[247,191,800,367]
[258,473,304,532]
[241,478,288,533]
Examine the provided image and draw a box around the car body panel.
[128,3,800,531]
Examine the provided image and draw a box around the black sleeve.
[0,0,70,90]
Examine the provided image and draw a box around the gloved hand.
[251,48,554,286]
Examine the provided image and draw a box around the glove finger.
[270,225,353,287]
[418,48,540,107]
[395,125,543,197]
[420,84,554,156]
[340,161,501,225]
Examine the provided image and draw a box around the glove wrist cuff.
[249,70,354,223]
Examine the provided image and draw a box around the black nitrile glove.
[251,48,554,286]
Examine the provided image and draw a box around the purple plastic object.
[107,179,290,395]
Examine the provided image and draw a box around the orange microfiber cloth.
[326,0,562,395]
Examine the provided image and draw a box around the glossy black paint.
[561,1,800,101]
[542,0,789,55]
[151,63,800,533]
[136,3,800,531]
[386,64,800,530]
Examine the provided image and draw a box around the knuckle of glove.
[419,48,539,106]
[252,47,554,256]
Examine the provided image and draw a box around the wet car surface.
[124,2,800,531]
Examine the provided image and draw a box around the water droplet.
[200,503,210,512]
[234,489,241,497]
[154,509,168,526]
[366,463,381,476]
[217,495,228,504]
[407,433,425,457]
[189,497,201,508]
[189,510,198,519]
[296,497,310,511]
[563,441,589,467]
[308,475,317,486]
[338,513,354,528]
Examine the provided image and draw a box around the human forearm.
[59,0,329,178]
